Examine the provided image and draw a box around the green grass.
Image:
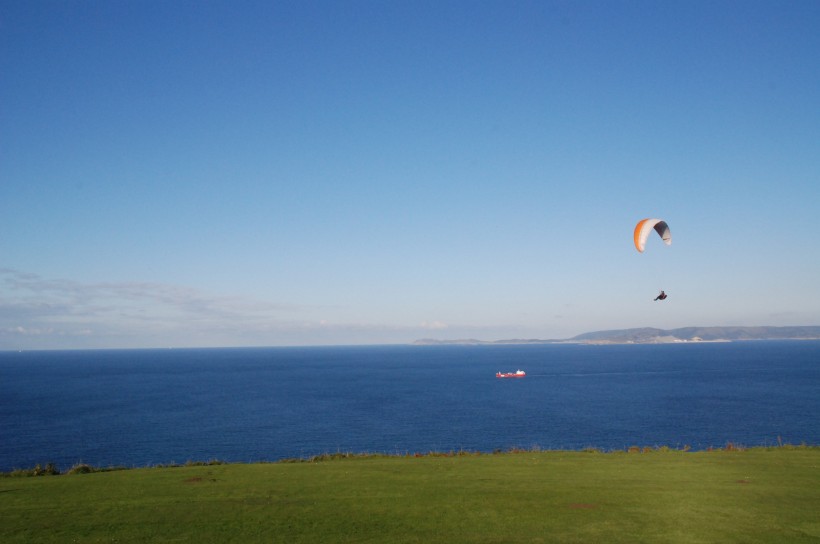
[2,448,819,543]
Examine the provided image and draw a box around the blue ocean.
[1,341,818,471]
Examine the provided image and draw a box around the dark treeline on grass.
[4,444,816,477]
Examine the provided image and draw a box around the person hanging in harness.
[654,290,667,301]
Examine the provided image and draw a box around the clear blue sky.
[2,0,819,349]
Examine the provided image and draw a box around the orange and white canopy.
[634,218,671,253]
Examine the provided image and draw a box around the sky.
[1,0,819,349]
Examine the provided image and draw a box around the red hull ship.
[496,370,526,378]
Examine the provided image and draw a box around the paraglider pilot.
[654,290,667,301]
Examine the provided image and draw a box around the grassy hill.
[2,447,818,543]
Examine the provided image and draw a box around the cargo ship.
[496,370,526,378]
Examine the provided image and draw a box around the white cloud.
[419,320,448,330]
[4,326,55,336]
[0,269,562,349]
[0,268,307,349]
[1,269,483,348]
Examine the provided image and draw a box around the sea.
[1,341,818,471]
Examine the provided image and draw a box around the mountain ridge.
[412,326,820,345]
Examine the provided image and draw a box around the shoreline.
[5,443,817,476]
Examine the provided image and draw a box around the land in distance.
[413,325,820,345]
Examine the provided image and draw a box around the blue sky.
[2,0,819,349]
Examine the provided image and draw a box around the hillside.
[413,326,820,345]
[2,449,818,543]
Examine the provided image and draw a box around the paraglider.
[633,218,671,253]
[634,218,671,301]
[654,290,667,301]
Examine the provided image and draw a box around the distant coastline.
[413,326,820,346]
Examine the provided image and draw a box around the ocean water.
[1,341,818,471]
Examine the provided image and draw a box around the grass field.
[2,448,818,543]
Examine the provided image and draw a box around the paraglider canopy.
[634,218,671,253]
